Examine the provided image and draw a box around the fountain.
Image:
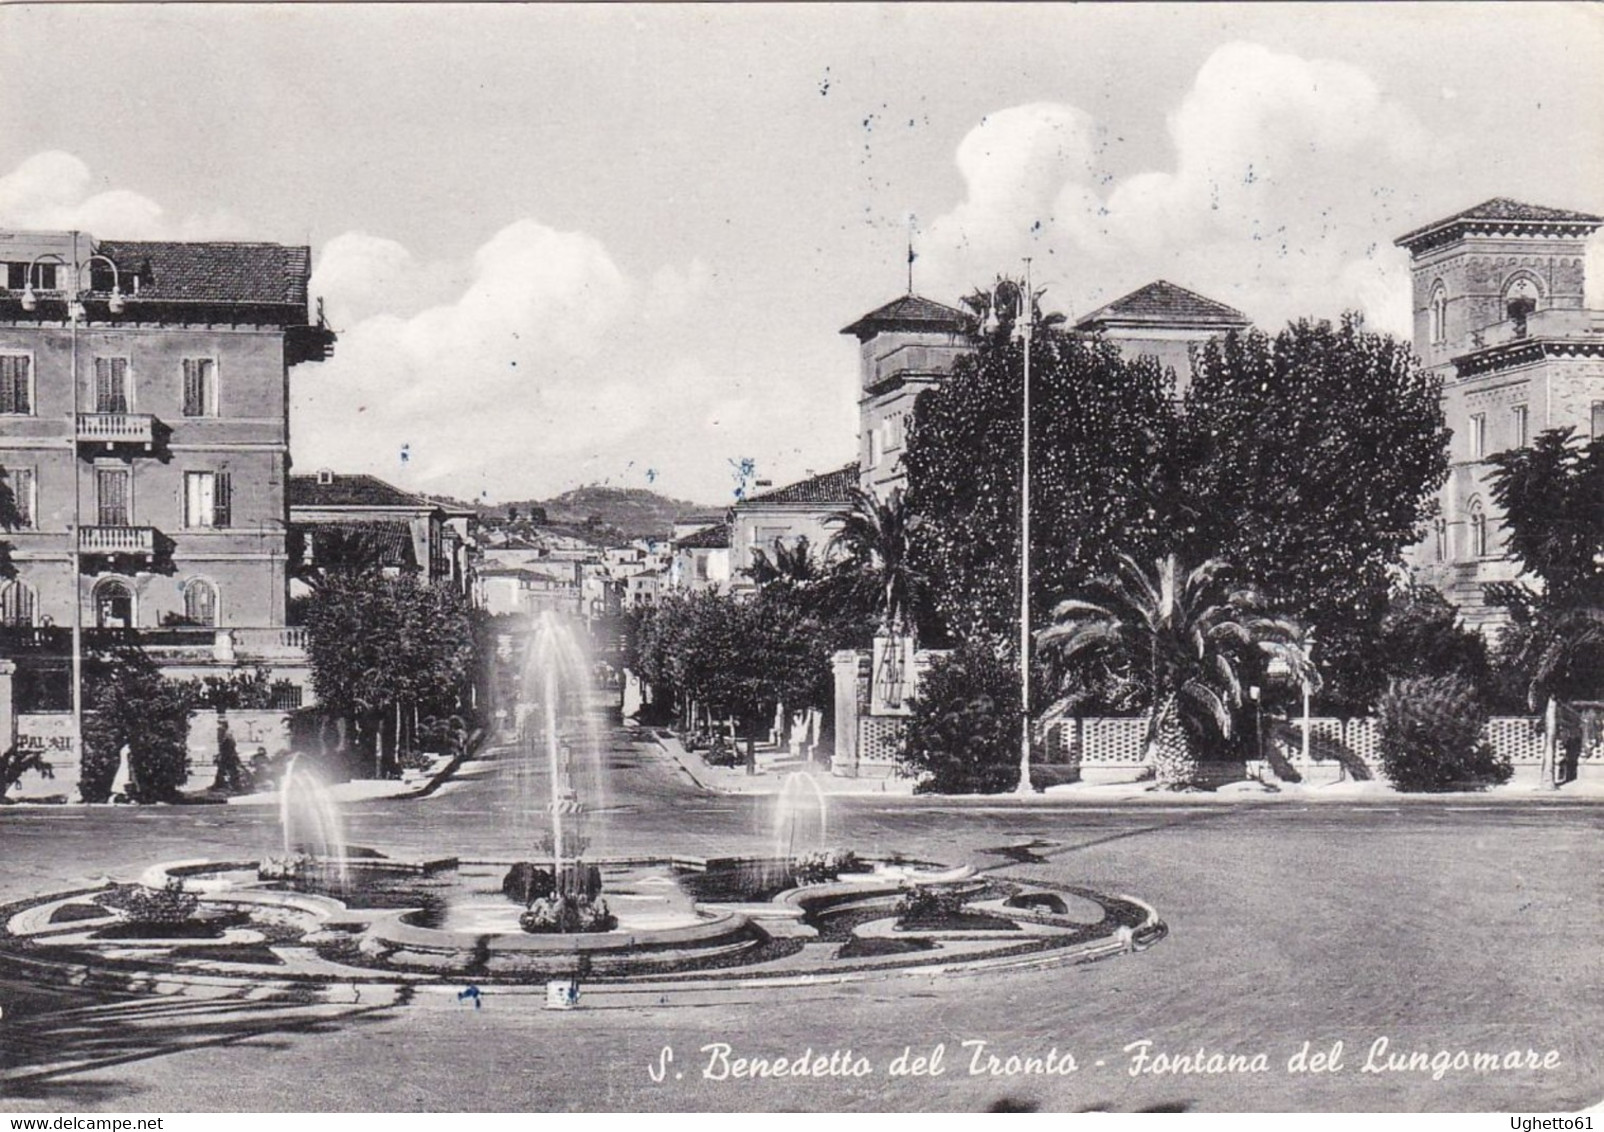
[773,772,829,861]
[0,608,1167,1000]
[263,753,350,890]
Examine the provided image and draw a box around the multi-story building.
[1395,198,1604,630]
[0,228,333,717]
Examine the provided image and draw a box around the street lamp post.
[21,237,125,753]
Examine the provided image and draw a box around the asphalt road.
[1,718,1600,1113]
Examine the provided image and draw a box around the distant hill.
[450,486,721,544]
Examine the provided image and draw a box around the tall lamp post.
[20,236,125,752]
[986,263,1035,796]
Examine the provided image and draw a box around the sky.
[2,3,1601,506]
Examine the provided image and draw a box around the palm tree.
[825,486,922,637]
[1036,553,1310,789]
[745,535,822,592]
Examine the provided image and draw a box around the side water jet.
[279,754,350,890]
[774,772,829,861]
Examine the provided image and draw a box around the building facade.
[288,471,476,596]
[728,463,858,591]
[1395,198,1604,629]
[1073,279,1250,397]
[0,228,333,715]
[840,294,971,501]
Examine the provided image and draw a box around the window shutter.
[183,360,202,416]
[12,469,32,529]
[215,472,232,528]
[0,358,16,414]
[16,357,29,415]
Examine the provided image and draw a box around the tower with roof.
[1394,198,1604,629]
[839,293,972,500]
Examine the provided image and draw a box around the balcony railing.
[229,627,309,656]
[76,413,156,449]
[78,526,155,556]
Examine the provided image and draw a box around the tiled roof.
[1076,280,1248,329]
[97,240,311,306]
[289,473,436,510]
[675,522,730,550]
[1396,198,1604,250]
[740,463,859,506]
[841,293,970,340]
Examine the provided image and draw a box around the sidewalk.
[648,728,1604,804]
[224,730,489,808]
[646,728,917,796]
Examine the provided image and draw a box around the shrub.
[107,879,199,925]
[791,848,865,885]
[703,733,740,768]
[1377,675,1512,792]
[258,853,318,882]
[899,645,1021,794]
[894,886,968,927]
[501,862,555,906]
[0,744,52,800]
[519,893,617,934]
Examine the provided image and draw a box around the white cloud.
[298,221,841,503]
[923,42,1443,335]
[0,151,249,239]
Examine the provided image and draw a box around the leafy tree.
[1377,585,1492,692]
[80,648,196,802]
[1484,429,1604,711]
[1036,554,1311,788]
[899,644,1021,794]
[1486,429,1604,606]
[1178,316,1450,713]
[302,571,477,776]
[903,290,1179,675]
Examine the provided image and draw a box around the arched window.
[94,578,134,629]
[1503,274,1542,323]
[183,579,217,626]
[0,580,37,627]
[1469,505,1489,560]
[1434,518,1447,563]
[1429,282,1448,346]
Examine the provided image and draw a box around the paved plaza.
[1,720,1600,1113]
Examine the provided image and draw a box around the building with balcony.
[0,227,334,713]
[1395,198,1604,630]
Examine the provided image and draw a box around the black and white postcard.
[0,2,1599,1116]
